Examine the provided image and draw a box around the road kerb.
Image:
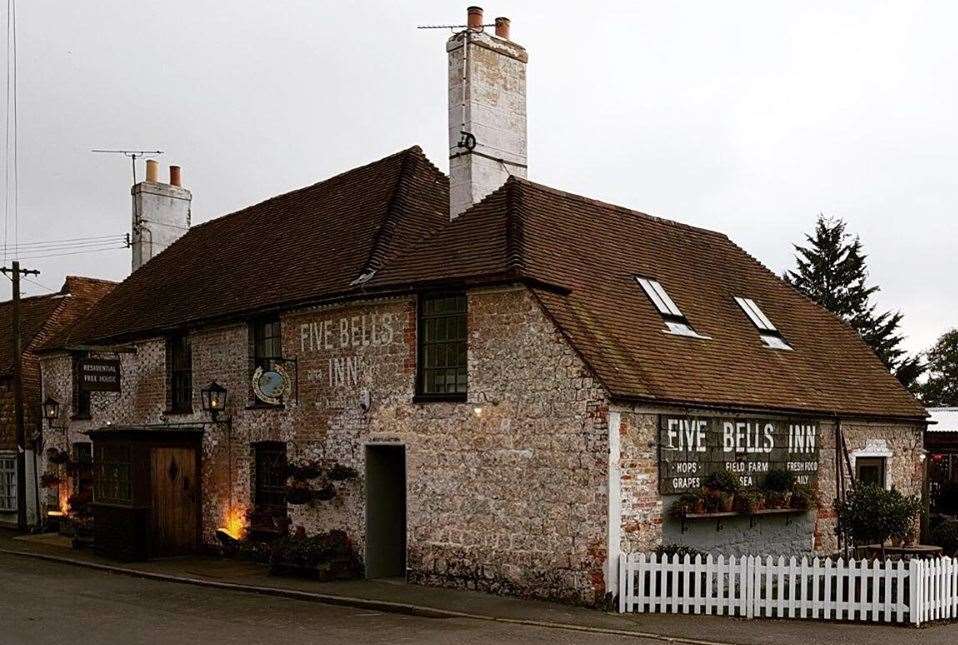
[0,547,733,644]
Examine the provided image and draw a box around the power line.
[14,243,127,261]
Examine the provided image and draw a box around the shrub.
[930,521,958,556]
[269,530,361,579]
[654,544,704,560]
[763,469,796,493]
[735,489,764,513]
[835,483,921,547]
[704,468,740,494]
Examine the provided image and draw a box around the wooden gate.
[150,447,199,556]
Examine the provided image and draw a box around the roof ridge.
[188,145,430,234]
[359,148,420,277]
[511,176,728,238]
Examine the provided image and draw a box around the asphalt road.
[0,553,659,644]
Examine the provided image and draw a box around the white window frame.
[0,452,16,513]
[851,439,893,490]
[735,296,792,350]
[636,277,710,339]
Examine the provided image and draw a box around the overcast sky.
[2,1,955,356]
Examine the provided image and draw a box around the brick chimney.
[447,7,528,219]
[131,161,191,271]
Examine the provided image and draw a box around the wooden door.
[151,447,199,556]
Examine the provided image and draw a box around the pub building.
[37,7,927,605]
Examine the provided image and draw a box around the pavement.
[1,529,957,644]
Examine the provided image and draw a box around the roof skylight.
[735,297,792,350]
[636,277,708,339]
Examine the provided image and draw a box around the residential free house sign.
[658,415,820,495]
[77,358,121,392]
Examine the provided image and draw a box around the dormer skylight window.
[636,277,708,339]
[735,297,792,350]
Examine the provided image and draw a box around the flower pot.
[719,492,735,512]
[692,499,706,514]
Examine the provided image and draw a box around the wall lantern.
[42,397,60,428]
[201,381,228,421]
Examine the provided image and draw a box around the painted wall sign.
[77,358,121,392]
[299,313,397,390]
[658,415,820,495]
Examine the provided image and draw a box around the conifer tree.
[921,329,958,406]
[785,215,922,390]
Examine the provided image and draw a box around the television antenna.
[91,149,164,184]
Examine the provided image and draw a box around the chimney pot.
[169,165,182,187]
[467,6,483,30]
[494,17,510,39]
[145,159,159,183]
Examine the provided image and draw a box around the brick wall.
[40,286,611,605]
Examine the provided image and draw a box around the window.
[734,297,792,350]
[71,353,91,418]
[635,277,707,338]
[73,443,93,496]
[94,445,132,505]
[250,317,282,371]
[0,455,16,512]
[253,442,287,515]
[417,293,468,398]
[856,457,887,488]
[167,334,193,412]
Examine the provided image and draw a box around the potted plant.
[46,447,70,465]
[790,483,815,510]
[286,483,313,505]
[763,469,796,509]
[669,490,704,520]
[288,461,323,482]
[834,483,921,555]
[735,488,765,514]
[704,468,740,512]
[327,463,358,481]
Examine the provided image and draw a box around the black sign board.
[77,358,121,392]
[658,415,820,495]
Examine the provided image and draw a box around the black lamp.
[42,397,60,428]
[201,381,228,421]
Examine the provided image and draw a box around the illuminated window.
[635,277,707,339]
[735,297,792,350]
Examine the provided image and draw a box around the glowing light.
[220,507,247,541]
[473,406,483,417]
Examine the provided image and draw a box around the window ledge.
[246,401,285,411]
[662,329,711,340]
[413,393,468,404]
[163,409,195,417]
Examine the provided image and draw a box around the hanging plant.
[40,472,62,488]
[286,485,314,505]
[46,448,70,465]
[327,463,358,482]
[314,483,337,502]
[288,462,323,482]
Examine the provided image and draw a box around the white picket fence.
[618,553,958,625]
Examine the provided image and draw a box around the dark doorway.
[365,444,406,579]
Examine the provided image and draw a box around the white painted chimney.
[131,161,191,271]
[447,6,527,219]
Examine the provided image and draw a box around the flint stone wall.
[39,286,611,605]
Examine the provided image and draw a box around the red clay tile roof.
[67,146,448,344]
[371,177,926,419]
[0,276,115,372]
[69,147,925,419]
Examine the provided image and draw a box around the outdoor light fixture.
[42,397,60,428]
[201,381,228,421]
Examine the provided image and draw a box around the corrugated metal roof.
[927,407,958,433]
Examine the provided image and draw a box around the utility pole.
[2,261,39,531]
